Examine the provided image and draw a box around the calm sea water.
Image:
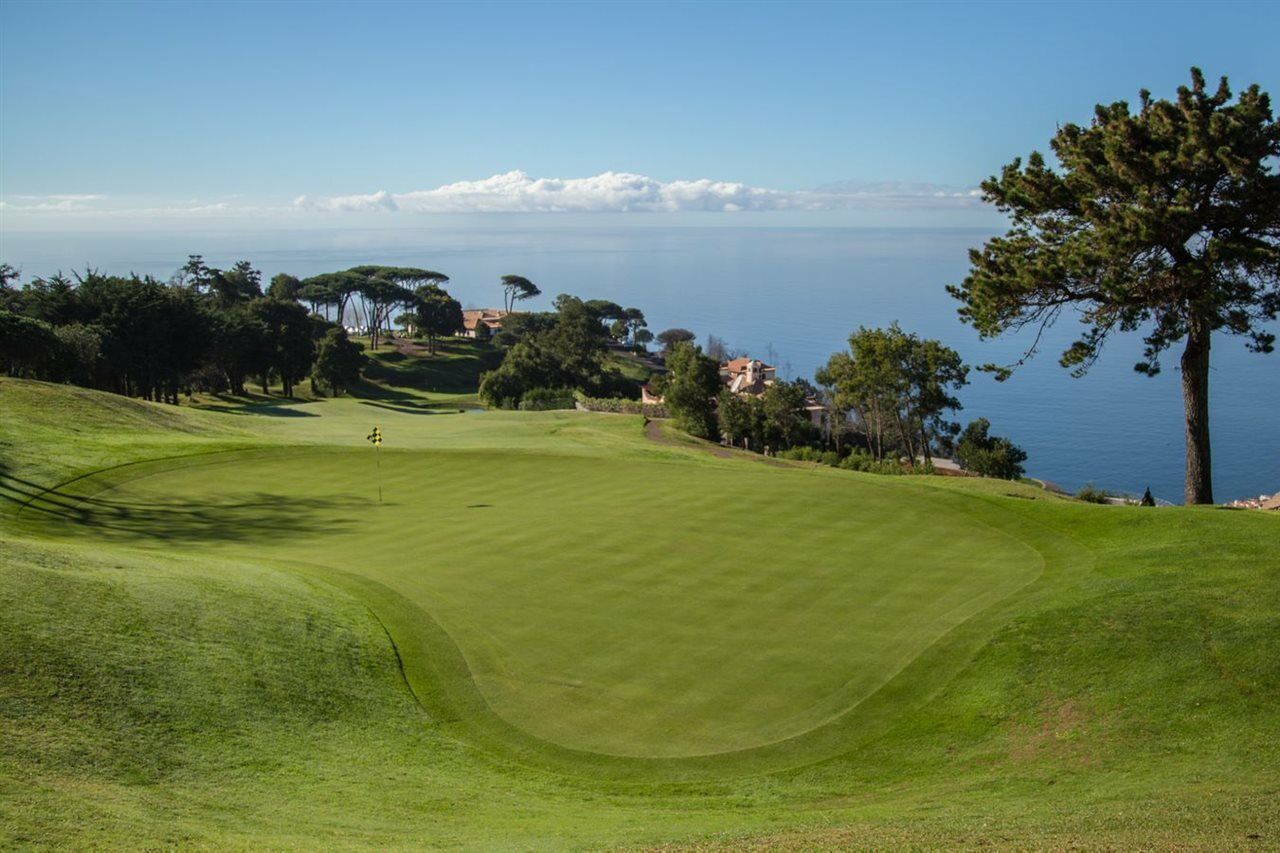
[3,225,1277,503]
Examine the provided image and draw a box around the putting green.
[30,444,1045,762]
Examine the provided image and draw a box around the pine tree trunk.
[1181,319,1213,505]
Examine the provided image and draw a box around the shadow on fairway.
[358,400,462,416]
[4,471,363,544]
[220,404,319,418]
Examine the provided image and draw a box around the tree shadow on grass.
[357,400,463,416]
[3,472,365,544]
[219,404,319,418]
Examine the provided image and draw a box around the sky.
[2,0,1278,230]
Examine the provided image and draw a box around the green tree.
[19,272,79,325]
[584,299,624,323]
[717,389,756,448]
[813,354,853,454]
[955,418,1028,480]
[949,69,1280,504]
[267,273,303,301]
[818,325,966,462]
[902,336,967,463]
[311,327,367,396]
[346,266,447,350]
[299,271,364,327]
[251,297,315,396]
[213,260,264,308]
[213,307,271,396]
[759,381,813,452]
[664,341,721,439]
[620,307,647,347]
[52,323,102,386]
[657,328,696,352]
[478,294,625,407]
[493,310,557,348]
[817,332,899,460]
[0,264,21,312]
[0,310,59,378]
[175,255,216,294]
[413,284,464,354]
[500,274,541,312]
[75,272,211,402]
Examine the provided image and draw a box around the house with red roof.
[460,309,508,339]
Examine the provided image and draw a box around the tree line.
[654,330,1027,480]
[478,295,653,407]
[0,259,483,401]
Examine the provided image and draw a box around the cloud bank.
[0,194,108,212]
[294,170,984,215]
[1,172,986,225]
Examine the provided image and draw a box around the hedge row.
[573,392,668,418]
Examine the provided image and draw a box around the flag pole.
[367,425,384,504]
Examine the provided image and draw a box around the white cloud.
[295,189,398,213]
[295,170,985,215]
[0,197,254,218]
[1,173,987,224]
[0,193,107,211]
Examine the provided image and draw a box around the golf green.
[28,444,1046,762]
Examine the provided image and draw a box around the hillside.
[1,379,1277,848]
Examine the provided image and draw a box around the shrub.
[1075,483,1116,504]
[955,417,1028,480]
[573,392,668,418]
[777,447,839,466]
[311,327,367,397]
[518,387,576,411]
[774,446,904,475]
[838,450,905,475]
[663,342,720,439]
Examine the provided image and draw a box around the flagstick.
[375,444,382,503]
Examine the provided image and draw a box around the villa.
[720,357,776,396]
[460,309,508,339]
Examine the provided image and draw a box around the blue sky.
[2,0,1277,228]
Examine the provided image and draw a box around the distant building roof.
[462,308,507,332]
[722,357,775,374]
[721,357,776,396]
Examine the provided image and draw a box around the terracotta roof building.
[720,358,776,396]
[461,309,508,339]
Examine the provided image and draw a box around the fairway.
[22,444,1044,760]
[5,380,1278,847]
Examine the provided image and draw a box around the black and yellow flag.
[367,426,383,502]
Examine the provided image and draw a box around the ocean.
[3,224,1277,504]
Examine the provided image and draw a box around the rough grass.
[358,336,503,404]
[1,379,1277,848]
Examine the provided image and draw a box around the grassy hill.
[2,377,1277,847]
[358,336,504,406]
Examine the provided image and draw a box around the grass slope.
[359,336,502,406]
[2,378,1278,847]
